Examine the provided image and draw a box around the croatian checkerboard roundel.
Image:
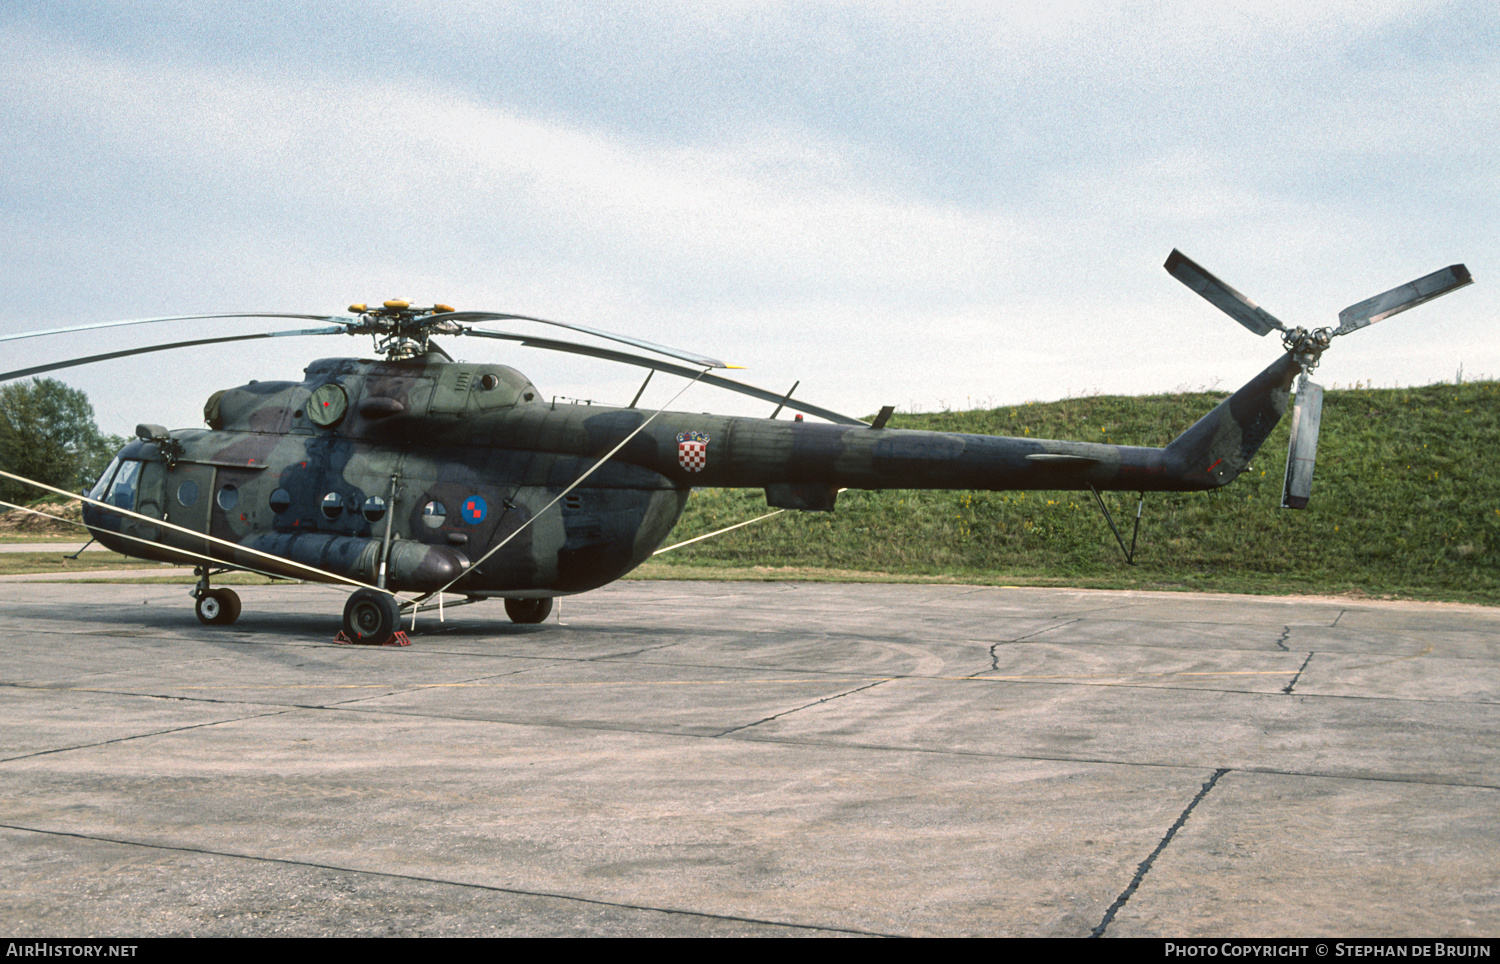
[462,494,487,523]
[677,431,709,473]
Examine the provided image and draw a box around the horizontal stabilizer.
[765,482,838,512]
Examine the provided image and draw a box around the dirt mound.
[0,501,86,535]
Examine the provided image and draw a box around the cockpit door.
[120,460,167,544]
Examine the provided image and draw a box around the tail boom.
[634,351,1300,498]
[466,351,1302,503]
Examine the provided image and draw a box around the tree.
[0,379,125,504]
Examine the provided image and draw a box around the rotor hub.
[346,301,461,360]
[1280,326,1333,374]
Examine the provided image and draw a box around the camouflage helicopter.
[0,251,1472,644]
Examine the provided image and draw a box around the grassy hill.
[641,379,1500,604]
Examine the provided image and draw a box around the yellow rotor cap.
[384,299,410,309]
[348,303,367,313]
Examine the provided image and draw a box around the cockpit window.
[105,460,143,511]
[88,456,122,502]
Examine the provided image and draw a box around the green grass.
[647,380,1500,604]
[0,550,280,584]
[0,551,177,577]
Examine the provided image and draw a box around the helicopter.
[0,251,1473,645]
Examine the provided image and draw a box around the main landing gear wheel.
[343,589,402,644]
[195,588,241,626]
[504,597,554,624]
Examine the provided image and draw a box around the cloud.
[0,4,1491,435]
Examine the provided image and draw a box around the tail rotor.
[1165,250,1472,509]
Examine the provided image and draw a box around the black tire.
[504,597,554,624]
[195,588,241,626]
[343,589,401,644]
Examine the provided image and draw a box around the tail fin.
[1165,352,1300,488]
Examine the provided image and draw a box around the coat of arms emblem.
[677,431,709,473]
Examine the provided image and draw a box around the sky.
[1,0,1494,438]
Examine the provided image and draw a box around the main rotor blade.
[1334,264,1473,336]
[1164,249,1288,337]
[435,310,732,369]
[462,329,867,425]
[0,312,348,345]
[0,326,347,382]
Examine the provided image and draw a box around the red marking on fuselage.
[1206,458,1223,474]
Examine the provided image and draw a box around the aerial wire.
[651,508,786,555]
[0,470,395,595]
[0,498,323,587]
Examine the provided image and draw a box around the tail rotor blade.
[1282,376,1323,510]
[1165,249,1289,337]
[1335,264,1473,336]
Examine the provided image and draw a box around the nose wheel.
[195,588,242,625]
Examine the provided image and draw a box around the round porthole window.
[322,492,344,519]
[176,480,199,507]
[362,496,387,522]
[217,484,239,511]
[269,488,292,513]
[421,500,446,528]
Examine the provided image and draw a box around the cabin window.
[217,484,240,511]
[321,492,344,519]
[421,500,446,528]
[176,480,199,507]
[269,488,292,514]
[362,496,387,523]
[105,460,143,510]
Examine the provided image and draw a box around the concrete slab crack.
[0,822,892,937]
[1283,652,1314,695]
[714,679,891,737]
[0,709,294,763]
[986,619,1082,671]
[1090,767,1227,938]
